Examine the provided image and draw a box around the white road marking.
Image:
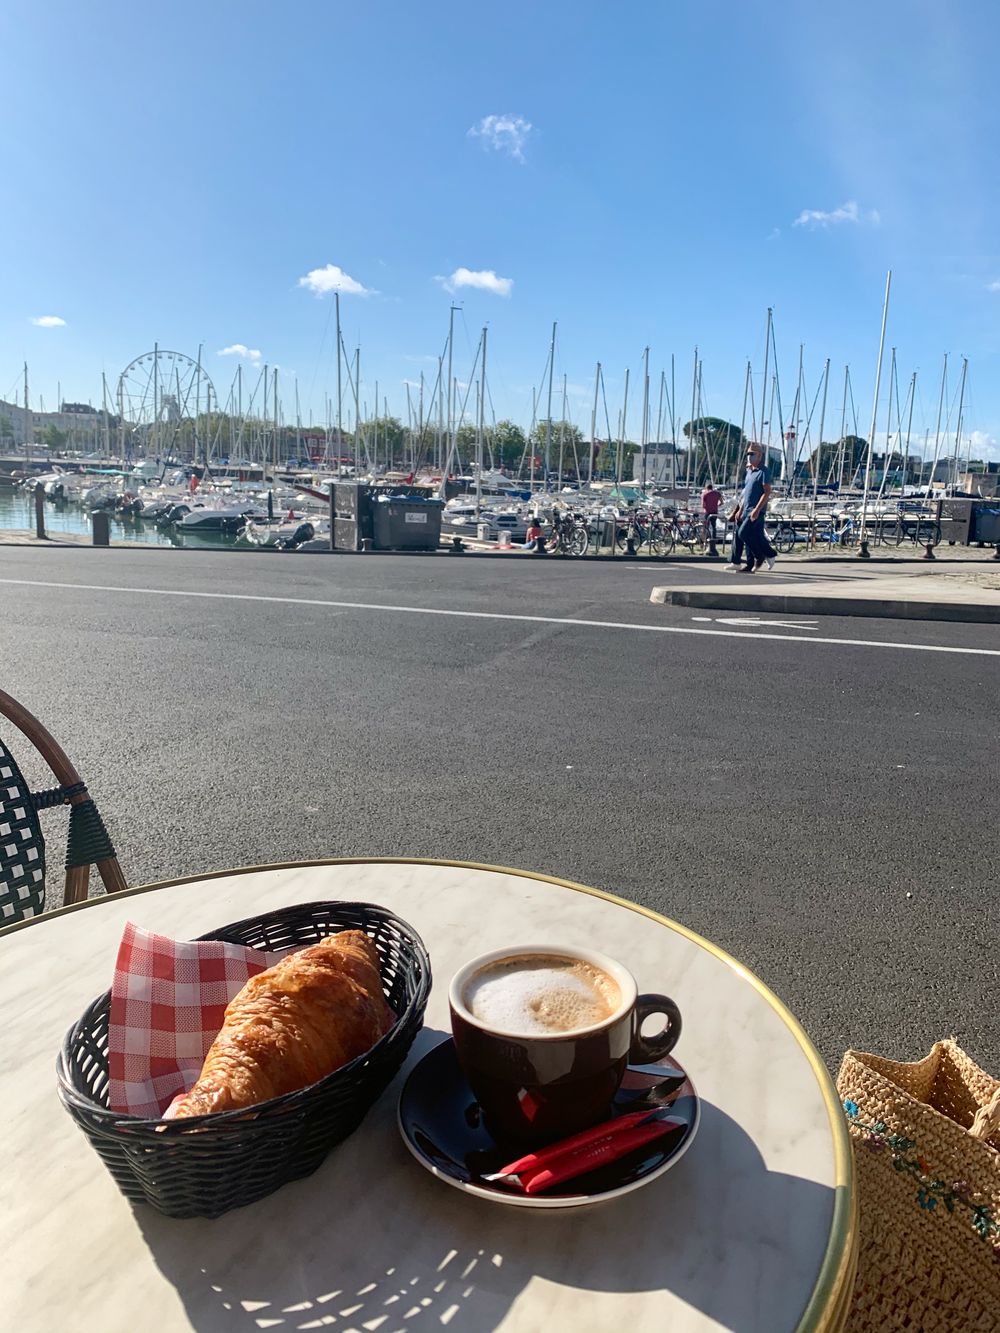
[713,616,819,630]
[1,576,998,657]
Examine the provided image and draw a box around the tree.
[359,416,405,467]
[529,420,583,476]
[680,417,746,484]
[454,424,478,467]
[491,420,526,470]
[40,424,68,450]
[806,436,869,484]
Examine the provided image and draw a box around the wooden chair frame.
[0,688,127,906]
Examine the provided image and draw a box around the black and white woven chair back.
[0,738,46,924]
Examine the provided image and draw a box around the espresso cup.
[449,944,682,1147]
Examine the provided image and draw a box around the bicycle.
[548,510,590,556]
[671,512,708,554]
[614,509,676,555]
[768,520,797,554]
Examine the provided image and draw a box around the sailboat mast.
[687,347,697,487]
[900,371,916,491]
[953,356,968,488]
[589,362,600,486]
[354,348,361,472]
[23,362,30,460]
[195,343,203,470]
[859,269,892,550]
[544,321,556,485]
[445,305,457,478]
[876,349,897,502]
[759,310,771,454]
[273,367,279,472]
[617,368,630,484]
[476,326,486,517]
[738,360,751,487]
[335,291,343,459]
[788,343,803,489]
[640,346,650,491]
[926,353,948,496]
[556,374,567,486]
[812,358,830,512]
[101,373,110,456]
[152,342,159,460]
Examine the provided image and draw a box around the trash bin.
[331,482,374,551]
[936,497,974,545]
[972,507,1000,544]
[372,495,444,550]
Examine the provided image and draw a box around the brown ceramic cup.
[449,944,682,1147]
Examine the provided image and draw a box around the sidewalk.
[650,561,1000,624]
[0,529,162,549]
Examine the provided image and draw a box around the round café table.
[0,860,856,1332]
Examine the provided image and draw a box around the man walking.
[730,443,776,573]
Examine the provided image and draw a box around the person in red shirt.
[701,481,722,543]
[523,518,545,551]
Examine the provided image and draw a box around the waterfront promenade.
[1,546,997,1072]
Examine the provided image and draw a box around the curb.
[649,586,1000,625]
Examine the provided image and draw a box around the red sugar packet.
[485,1109,685,1194]
[107,922,284,1118]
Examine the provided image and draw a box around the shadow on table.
[135,1030,838,1333]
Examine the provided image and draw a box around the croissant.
[172,930,395,1116]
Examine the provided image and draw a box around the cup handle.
[630,994,682,1063]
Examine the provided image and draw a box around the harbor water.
[0,491,239,549]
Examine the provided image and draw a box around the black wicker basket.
[56,901,431,1218]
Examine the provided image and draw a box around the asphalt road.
[2,546,998,1073]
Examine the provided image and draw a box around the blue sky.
[3,0,999,456]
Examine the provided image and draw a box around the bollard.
[994,543,1000,562]
[857,539,871,559]
[625,535,637,556]
[360,537,373,553]
[449,535,464,553]
[92,511,111,546]
[922,542,936,561]
[708,540,719,558]
[533,537,548,555]
[34,482,46,539]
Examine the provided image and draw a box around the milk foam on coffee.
[464,954,621,1035]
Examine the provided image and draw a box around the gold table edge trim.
[1,855,857,1331]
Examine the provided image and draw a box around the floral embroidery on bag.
[843,1097,1000,1263]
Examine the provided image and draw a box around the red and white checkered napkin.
[107,921,284,1118]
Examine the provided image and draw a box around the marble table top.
[0,859,854,1332]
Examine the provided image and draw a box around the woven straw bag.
[837,1040,1000,1331]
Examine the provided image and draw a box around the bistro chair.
[0,688,127,925]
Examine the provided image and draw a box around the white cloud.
[297,264,372,297]
[30,315,66,327]
[436,267,513,297]
[218,344,262,364]
[966,430,1000,461]
[792,200,880,229]
[986,280,1000,292]
[467,114,533,163]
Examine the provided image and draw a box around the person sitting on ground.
[524,517,545,551]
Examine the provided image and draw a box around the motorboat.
[175,501,268,532]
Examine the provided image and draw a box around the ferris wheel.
[116,347,216,458]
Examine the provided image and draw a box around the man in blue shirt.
[730,443,776,572]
